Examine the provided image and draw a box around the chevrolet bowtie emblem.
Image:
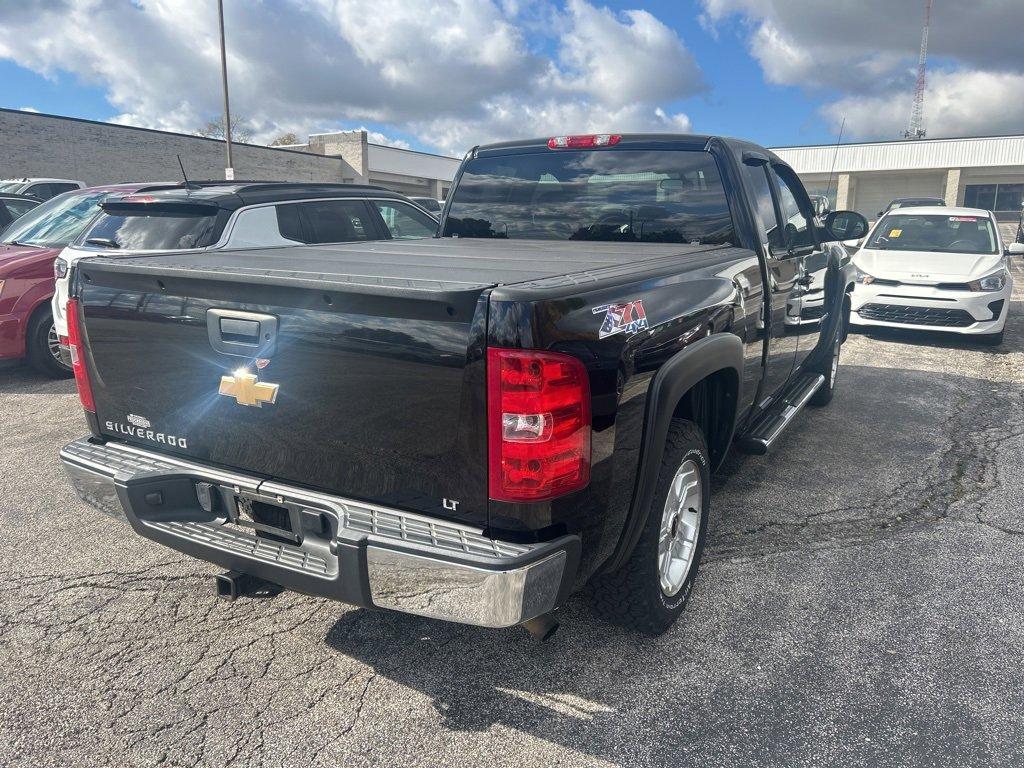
[219,370,279,407]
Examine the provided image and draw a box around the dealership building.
[772,133,1024,230]
[0,108,460,199]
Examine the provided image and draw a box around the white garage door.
[854,173,946,220]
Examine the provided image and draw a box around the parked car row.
[23,131,1022,641]
[0,180,440,376]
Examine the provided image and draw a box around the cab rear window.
[78,202,226,250]
[444,149,735,245]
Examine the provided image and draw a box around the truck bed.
[78,238,730,297]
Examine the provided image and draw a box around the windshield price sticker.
[889,229,902,237]
[949,216,978,222]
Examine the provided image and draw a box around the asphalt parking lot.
[2,268,1023,768]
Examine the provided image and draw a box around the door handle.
[207,309,278,358]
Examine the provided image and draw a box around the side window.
[298,200,374,244]
[374,201,437,239]
[771,168,815,254]
[26,184,53,200]
[0,205,12,229]
[742,164,781,250]
[226,205,304,247]
[5,199,37,219]
[276,204,305,242]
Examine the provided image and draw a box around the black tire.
[26,306,72,379]
[809,312,844,407]
[978,330,1004,346]
[590,419,711,635]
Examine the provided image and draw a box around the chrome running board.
[737,373,825,455]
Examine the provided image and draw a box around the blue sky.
[0,1,1019,155]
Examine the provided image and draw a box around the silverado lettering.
[104,421,188,448]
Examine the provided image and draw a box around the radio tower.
[904,0,932,139]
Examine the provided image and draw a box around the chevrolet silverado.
[60,134,867,636]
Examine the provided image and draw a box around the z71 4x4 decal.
[593,300,649,339]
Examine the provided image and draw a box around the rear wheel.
[27,307,72,379]
[590,419,710,635]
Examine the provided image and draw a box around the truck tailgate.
[75,247,495,526]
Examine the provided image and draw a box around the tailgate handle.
[207,309,278,358]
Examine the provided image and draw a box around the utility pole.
[217,0,234,179]
[904,0,932,140]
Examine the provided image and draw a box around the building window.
[995,184,1023,213]
[964,183,1023,212]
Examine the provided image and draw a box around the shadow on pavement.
[0,361,75,395]
[316,350,1024,764]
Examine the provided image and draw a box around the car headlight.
[968,270,1008,292]
[853,266,875,285]
[54,257,68,279]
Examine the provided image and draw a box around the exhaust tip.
[522,613,559,642]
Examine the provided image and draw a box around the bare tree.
[196,115,253,144]
[270,132,299,146]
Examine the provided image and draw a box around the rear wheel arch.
[671,367,739,471]
[25,296,70,378]
[602,333,743,573]
[26,294,55,326]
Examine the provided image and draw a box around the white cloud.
[823,69,1024,140]
[549,0,704,107]
[699,0,1024,139]
[416,99,693,154]
[18,106,40,113]
[0,0,705,155]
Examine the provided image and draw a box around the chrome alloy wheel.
[47,323,63,364]
[658,459,702,597]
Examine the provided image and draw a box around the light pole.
[217,0,234,179]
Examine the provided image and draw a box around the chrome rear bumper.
[61,437,578,628]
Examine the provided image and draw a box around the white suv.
[52,182,439,362]
[0,178,85,200]
[851,206,1019,345]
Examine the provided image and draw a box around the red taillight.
[66,298,96,413]
[547,134,621,149]
[487,348,591,502]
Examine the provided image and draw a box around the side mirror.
[1008,242,1024,256]
[819,210,869,243]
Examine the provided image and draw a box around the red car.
[0,184,160,377]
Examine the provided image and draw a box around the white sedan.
[850,206,1019,345]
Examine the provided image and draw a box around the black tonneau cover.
[77,238,730,297]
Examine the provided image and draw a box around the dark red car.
[0,184,159,377]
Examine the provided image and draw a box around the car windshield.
[77,202,223,251]
[0,190,108,248]
[866,214,998,254]
[443,149,735,244]
[0,182,24,193]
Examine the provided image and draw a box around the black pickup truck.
[60,134,867,636]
